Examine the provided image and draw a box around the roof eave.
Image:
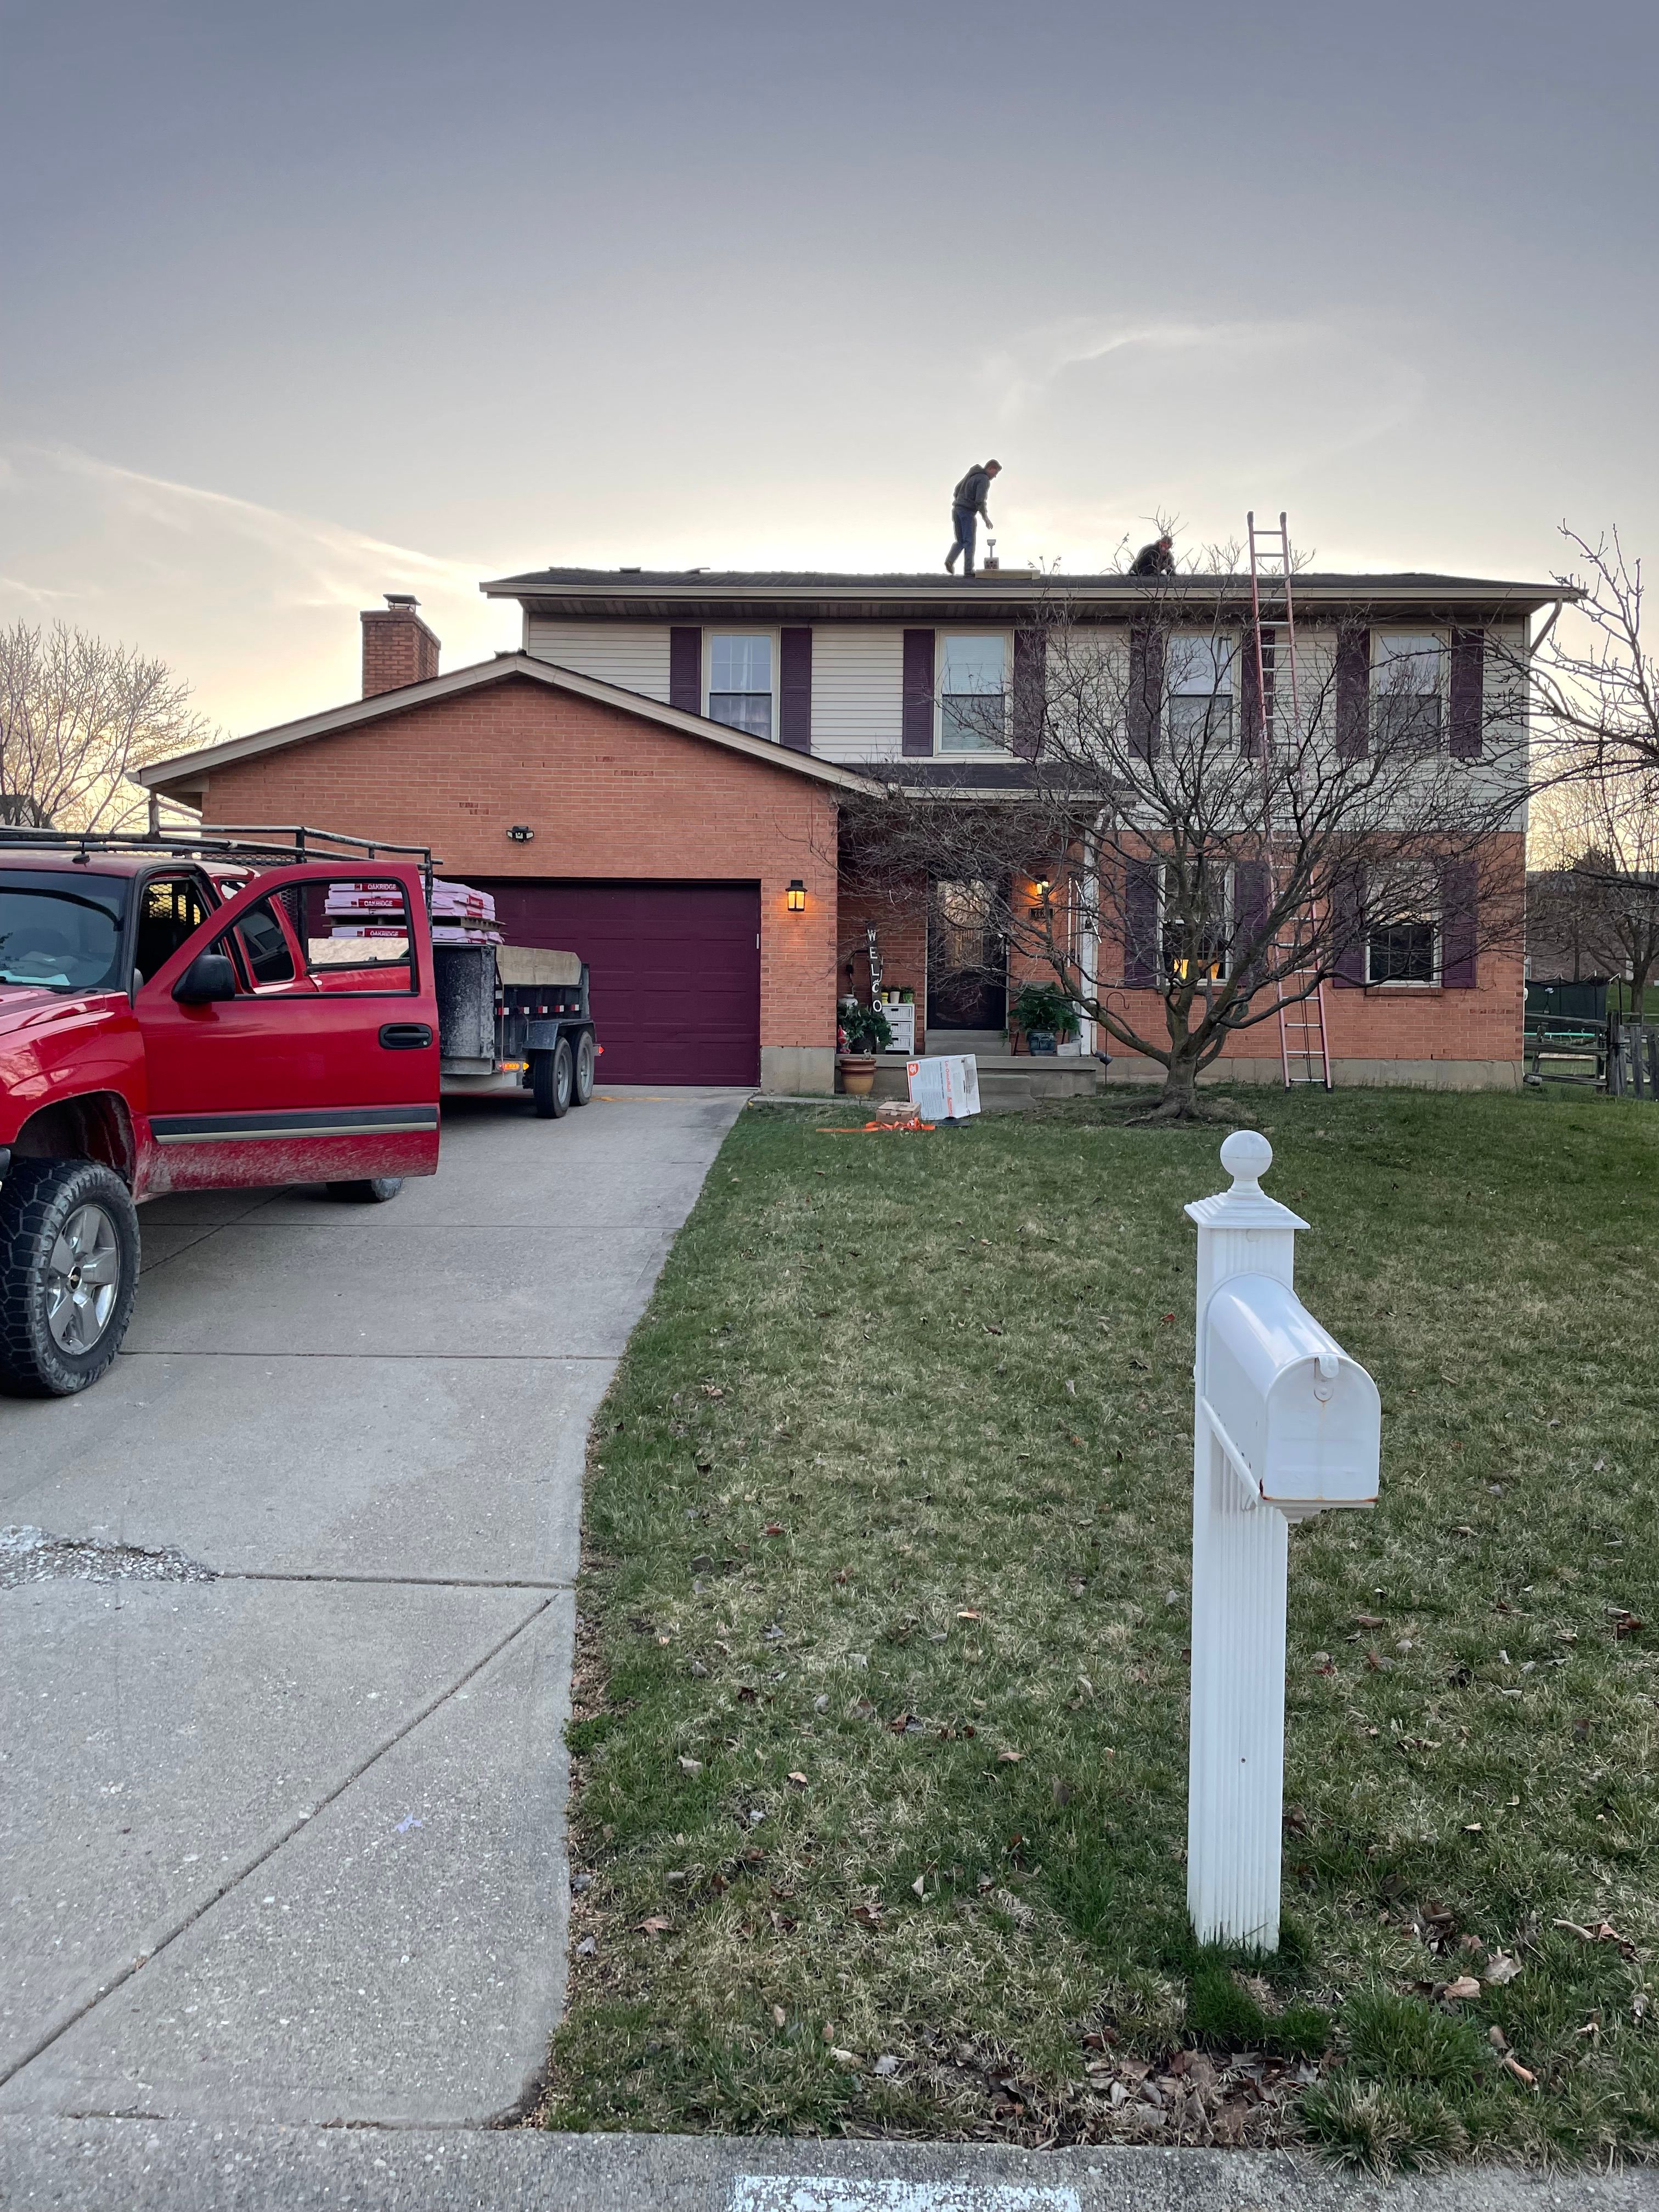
[139,654,881,800]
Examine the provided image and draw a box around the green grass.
[542,1085,1659,2165]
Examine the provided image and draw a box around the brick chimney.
[361,593,440,697]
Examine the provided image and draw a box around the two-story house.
[142,562,1558,1092]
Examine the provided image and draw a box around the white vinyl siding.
[809,626,906,762]
[523,619,673,702]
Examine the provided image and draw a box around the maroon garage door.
[475,881,761,1086]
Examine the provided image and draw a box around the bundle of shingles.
[323,879,501,946]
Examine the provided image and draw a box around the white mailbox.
[1183,1130,1384,1951]
[1202,1273,1380,1519]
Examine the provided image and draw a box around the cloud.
[0,444,510,731]
[971,314,1427,567]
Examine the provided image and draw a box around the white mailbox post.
[1184,1130,1381,1949]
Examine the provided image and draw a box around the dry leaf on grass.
[1443,1975,1482,2000]
[787,1770,809,1788]
[637,1916,672,1935]
[1483,1953,1522,1984]
[677,1756,703,1775]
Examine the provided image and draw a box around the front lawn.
[544,1086,1659,2168]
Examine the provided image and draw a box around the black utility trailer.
[435,944,598,1118]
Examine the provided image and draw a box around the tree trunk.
[1143,1031,1210,1121]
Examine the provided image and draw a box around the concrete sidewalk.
[2,2118,1655,2212]
[0,1087,744,2130]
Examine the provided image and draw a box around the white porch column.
[1183,1130,1307,1950]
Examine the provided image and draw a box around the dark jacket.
[952,466,995,520]
[1131,540,1175,576]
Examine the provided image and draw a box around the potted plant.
[1012,980,1081,1057]
[837,998,892,1096]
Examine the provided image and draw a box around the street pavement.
[0,1087,744,2135]
[2,2119,1657,2212]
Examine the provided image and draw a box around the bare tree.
[0,622,214,832]
[1530,757,1659,1013]
[845,569,1528,1119]
[1528,528,1657,786]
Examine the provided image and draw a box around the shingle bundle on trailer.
[322,877,502,945]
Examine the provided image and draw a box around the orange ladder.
[1246,510,1333,1090]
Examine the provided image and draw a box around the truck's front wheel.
[0,1160,140,1397]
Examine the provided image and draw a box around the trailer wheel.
[572,1030,596,1106]
[532,1040,573,1119]
[324,1177,404,1203]
[0,1158,140,1397]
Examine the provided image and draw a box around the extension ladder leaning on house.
[1246,510,1333,1091]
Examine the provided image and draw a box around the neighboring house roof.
[138,652,882,805]
[482,566,1575,621]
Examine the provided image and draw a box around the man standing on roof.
[1130,534,1175,577]
[945,460,1001,578]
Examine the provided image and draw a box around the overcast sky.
[2,0,1655,735]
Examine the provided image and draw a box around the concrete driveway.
[0,1085,744,2129]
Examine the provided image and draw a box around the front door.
[136,865,441,1192]
[927,879,1007,1032]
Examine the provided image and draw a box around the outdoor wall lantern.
[1030,876,1052,916]
[507,824,535,843]
[786,879,807,912]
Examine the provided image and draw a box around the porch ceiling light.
[787,879,807,912]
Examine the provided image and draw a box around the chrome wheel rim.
[46,1203,121,1354]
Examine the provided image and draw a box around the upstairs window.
[939,633,1008,752]
[1166,634,1234,747]
[1374,631,1443,749]
[708,634,774,739]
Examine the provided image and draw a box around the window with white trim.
[1366,872,1440,984]
[1166,634,1235,747]
[939,632,1008,752]
[1373,630,1444,749]
[1161,859,1233,984]
[707,634,774,739]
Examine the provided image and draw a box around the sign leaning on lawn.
[1184,1131,1381,1949]
[906,1054,980,1122]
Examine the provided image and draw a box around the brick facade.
[1099,832,1527,1086]
[360,605,441,698]
[195,673,841,1088]
[836,870,929,1047]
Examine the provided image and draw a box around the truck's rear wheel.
[532,1040,573,1119]
[324,1176,404,1203]
[572,1030,596,1106]
[0,1159,140,1397]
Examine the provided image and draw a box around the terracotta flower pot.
[838,1053,877,1097]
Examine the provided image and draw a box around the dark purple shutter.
[1449,628,1484,759]
[902,629,935,757]
[1240,626,1274,758]
[1011,626,1046,760]
[1336,625,1370,759]
[1332,865,1367,986]
[1441,858,1477,986]
[1233,857,1271,985]
[1124,859,1160,986]
[669,627,702,714]
[1128,624,1165,759]
[780,627,812,753]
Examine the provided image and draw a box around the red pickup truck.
[0,830,444,1397]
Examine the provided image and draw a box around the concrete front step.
[867,1053,1102,1110]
